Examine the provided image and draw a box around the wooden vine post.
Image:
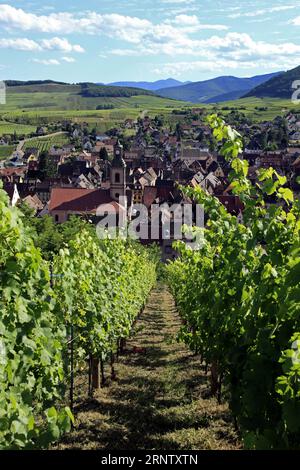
[91,357,100,389]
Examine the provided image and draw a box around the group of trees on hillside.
[80,83,154,98]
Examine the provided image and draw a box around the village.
[1,108,300,260]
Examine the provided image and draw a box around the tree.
[17,200,36,219]
[175,123,182,140]
[99,147,109,161]
[197,129,204,142]
[154,115,164,127]
[38,152,57,179]
[90,128,97,139]
[120,136,130,151]
[18,209,94,262]
[27,215,63,261]
[38,151,48,179]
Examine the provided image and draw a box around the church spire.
[110,140,127,201]
[111,139,126,168]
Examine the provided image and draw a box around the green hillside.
[2,81,186,112]
[244,65,300,99]
[80,83,154,98]
[0,81,191,136]
[6,81,154,96]
[208,97,296,121]
[1,80,297,139]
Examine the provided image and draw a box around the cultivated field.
[0,145,16,160]
[0,120,36,136]
[0,89,191,136]
[0,82,192,137]
[22,133,70,152]
[212,97,298,121]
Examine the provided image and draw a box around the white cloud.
[166,14,228,32]
[164,6,199,17]
[150,29,300,77]
[229,5,296,19]
[0,4,227,39]
[0,3,299,75]
[270,5,296,12]
[32,58,60,65]
[0,36,83,53]
[210,33,300,61]
[61,56,75,63]
[111,30,300,65]
[0,5,151,37]
[247,17,272,24]
[0,38,41,51]
[40,37,84,53]
[171,14,199,25]
[0,4,77,33]
[291,16,300,25]
[154,57,295,77]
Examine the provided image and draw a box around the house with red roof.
[49,140,131,223]
[49,187,122,223]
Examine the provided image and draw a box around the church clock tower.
[110,140,127,202]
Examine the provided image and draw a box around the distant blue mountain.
[157,72,282,103]
[106,78,190,92]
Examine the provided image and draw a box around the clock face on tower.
[116,149,120,155]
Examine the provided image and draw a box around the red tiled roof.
[0,167,26,177]
[49,188,118,213]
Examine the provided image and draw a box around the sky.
[1,1,300,83]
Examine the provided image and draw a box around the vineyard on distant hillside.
[0,121,36,137]
[22,134,70,153]
[0,145,15,160]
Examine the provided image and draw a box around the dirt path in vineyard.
[59,284,240,450]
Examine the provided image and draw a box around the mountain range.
[106,78,191,91]
[6,65,298,105]
[156,72,282,103]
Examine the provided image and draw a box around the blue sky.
[1,0,300,83]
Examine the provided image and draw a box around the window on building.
[115,172,120,183]
[55,214,59,223]
[115,193,120,199]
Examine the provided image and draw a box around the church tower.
[110,140,126,202]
